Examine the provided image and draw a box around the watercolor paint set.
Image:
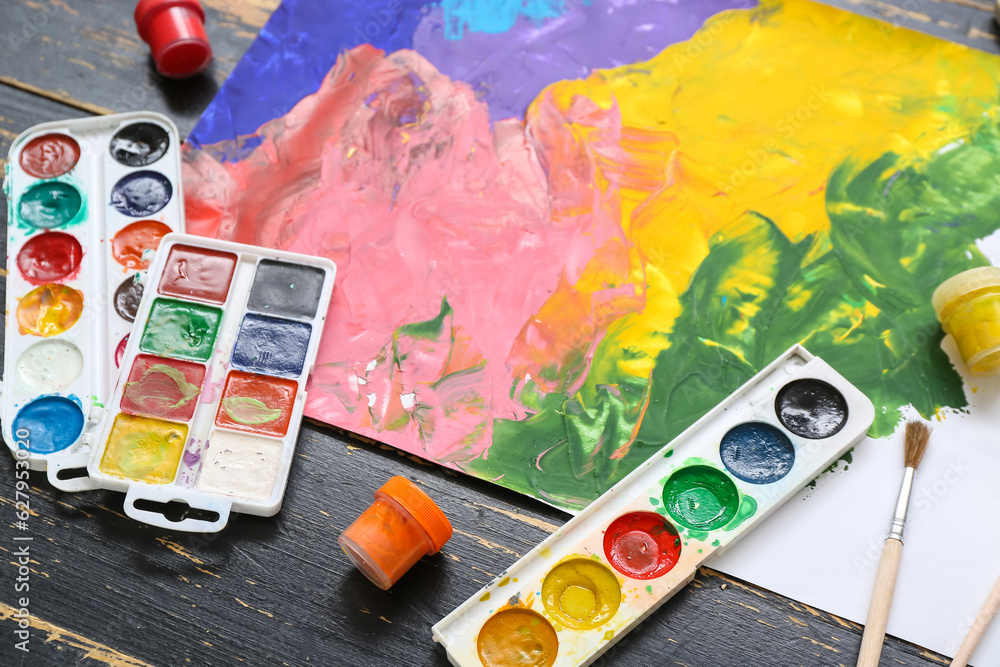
[433,345,875,667]
[3,112,184,471]
[45,233,336,531]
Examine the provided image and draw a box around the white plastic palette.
[433,345,875,667]
[3,112,184,471]
[47,233,336,532]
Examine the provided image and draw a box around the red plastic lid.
[376,477,453,554]
[134,0,212,78]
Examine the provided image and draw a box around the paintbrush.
[857,420,932,667]
[951,571,1000,666]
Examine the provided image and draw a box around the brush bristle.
[904,420,932,469]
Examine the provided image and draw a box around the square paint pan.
[2,112,185,475]
[432,345,875,667]
[46,233,336,532]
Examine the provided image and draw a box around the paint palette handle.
[123,486,232,533]
[46,451,102,492]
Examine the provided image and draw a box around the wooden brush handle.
[857,538,904,667]
[952,571,1000,667]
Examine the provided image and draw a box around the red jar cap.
[376,476,453,554]
[134,0,212,78]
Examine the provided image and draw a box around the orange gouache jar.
[339,476,452,590]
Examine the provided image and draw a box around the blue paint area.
[189,0,433,147]
[439,0,571,39]
[232,314,313,377]
[719,422,794,485]
[12,396,85,454]
[110,171,173,217]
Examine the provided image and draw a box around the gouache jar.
[339,476,452,590]
[932,266,1000,375]
[134,0,212,78]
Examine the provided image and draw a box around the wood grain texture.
[0,0,995,665]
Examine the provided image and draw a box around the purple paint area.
[413,0,754,121]
[189,0,756,147]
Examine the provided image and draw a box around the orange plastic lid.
[377,476,453,554]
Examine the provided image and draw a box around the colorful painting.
[183,0,1000,512]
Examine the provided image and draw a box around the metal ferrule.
[886,466,915,543]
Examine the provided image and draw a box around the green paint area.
[18,180,85,229]
[222,397,282,424]
[465,118,1000,511]
[139,298,222,362]
[662,465,741,531]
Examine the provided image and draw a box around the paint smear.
[19,133,80,178]
[231,314,312,377]
[196,429,283,500]
[114,275,144,322]
[16,284,84,337]
[121,354,206,422]
[215,371,298,438]
[12,396,85,454]
[541,557,621,630]
[139,298,222,362]
[182,0,1000,510]
[110,122,170,167]
[111,171,172,217]
[662,465,740,532]
[100,413,187,483]
[603,511,681,580]
[115,335,130,368]
[158,244,237,304]
[112,220,173,269]
[477,607,558,667]
[247,259,326,320]
[19,181,83,229]
[16,339,84,393]
[719,422,795,485]
[776,379,848,439]
[16,232,83,285]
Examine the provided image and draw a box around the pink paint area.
[183,46,639,463]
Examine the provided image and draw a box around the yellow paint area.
[541,557,621,630]
[527,0,1000,381]
[99,414,187,484]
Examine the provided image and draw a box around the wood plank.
[0,0,278,137]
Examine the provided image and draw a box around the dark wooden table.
[0,1,996,665]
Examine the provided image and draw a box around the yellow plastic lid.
[932,266,1000,322]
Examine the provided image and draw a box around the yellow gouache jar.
[932,266,1000,376]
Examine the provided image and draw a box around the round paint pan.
[603,511,681,579]
[110,122,171,167]
[662,465,740,531]
[15,340,84,393]
[19,133,81,178]
[477,608,558,667]
[719,422,795,484]
[541,557,621,631]
[12,396,85,454]
[18,181,84,229]
[775,378,848,439]
[16,232,83,285]
[110,171,173,217]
